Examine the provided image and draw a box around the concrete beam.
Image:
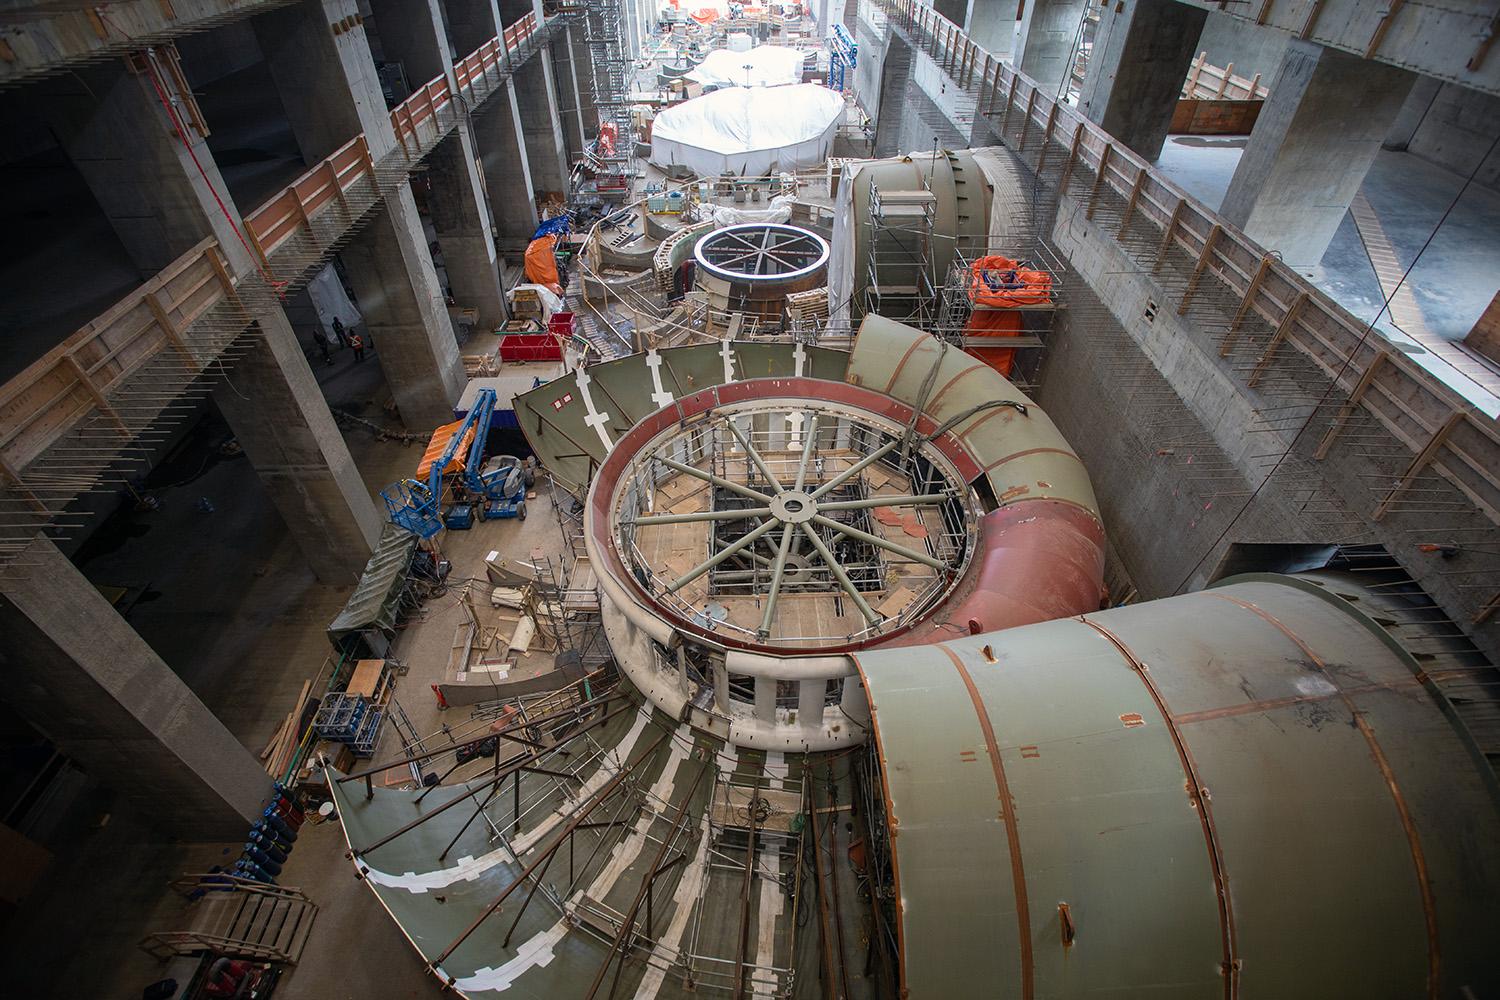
[0,537,269,840]
[1077,0,1207,162]
[1220,40,1415,267]
[214,310,382,583]
[1172,0,1500,99]
[567,24,602,136]
[964,0,1018,61]
[1013,0,1087,97]
[0,0,289,89]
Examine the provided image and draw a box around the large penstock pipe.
[853,571,1500,999]
[847,315,1107,646]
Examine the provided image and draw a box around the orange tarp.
[524,233,562,295]
[963,255,1052,378]
[416,420,476,479]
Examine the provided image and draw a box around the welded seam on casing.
[1207,593,1439,1000]
[1079,616,1240,999]
[881,336,933,395]
[936,643,1033,999]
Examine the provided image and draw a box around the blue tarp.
[532,215,571,240]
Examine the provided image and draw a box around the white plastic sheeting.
[650,84,844,177]
[695,193,797,226]
[686,45,805,88]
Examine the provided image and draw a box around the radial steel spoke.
[815,492,953,512]
[810,439,901,498]
[793,413,820,491]
[813,513,946,570]
[657,456,773,502]
[798,523,879,624]
[725,419,784,492]
[667,518,780,593]
[634,506,773,526]
[758,523,798,637]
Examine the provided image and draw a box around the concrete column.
[214,312,382,583]
[37,62,254,278]
[473,79,540,243]
[371,0,507,327]
[1076,0,1207,161]
[1220,41,1415,267]
[39,51,380,583]
[447,0,544,239]
[0,537,269,840]
[514,56,571,198]
[964,0,1018,61]
[443,0,501,56]
[1013,0,1087,96]
[567,25,601,137]
[551,32,588,160]
[341,202,468,427]
[255,0,466,427]
[932,0,967,27]
[426,129,509,328]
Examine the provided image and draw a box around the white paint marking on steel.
[575,366,615,452]
[751,843,784,997]
[645,349,676,410]
[363,705,653,892]
[449,915,570,992]
[785,411,804,450]
[792,340,806,377]
[584,726,689,900]
[633,741,747,1000]
[721,338,737,384]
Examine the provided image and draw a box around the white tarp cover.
[650,84,843,177]
[686,45,805,89]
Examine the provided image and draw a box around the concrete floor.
[1154,135,1500,413]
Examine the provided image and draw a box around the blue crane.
[379,389,530,538]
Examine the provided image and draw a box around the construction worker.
[314,330,333,366]
[330,315,349,348]
[349,331,365,362]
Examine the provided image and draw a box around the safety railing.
[0,238,235,475]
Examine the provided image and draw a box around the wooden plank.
[1374,408,1471,520]
[1222,255,1276,355]
[1177,223,1222,314]
[1314,351,1390,458]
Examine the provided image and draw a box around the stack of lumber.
[463,353,502,377]
[260,680,313,778]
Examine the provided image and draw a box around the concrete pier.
[0,537,270,839]
[1077,0,1206,161]
[1220,40,1416,267]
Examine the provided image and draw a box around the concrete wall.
[1385,78,1500,191]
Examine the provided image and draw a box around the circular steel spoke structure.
[693,223,831,333]
[693,222,830,281]
[602,391,979,651]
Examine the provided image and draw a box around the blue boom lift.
[379,389,531,538]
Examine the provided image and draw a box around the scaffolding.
[863,177,937,325]
[935,239,1070,392]
[578,0,638,181]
